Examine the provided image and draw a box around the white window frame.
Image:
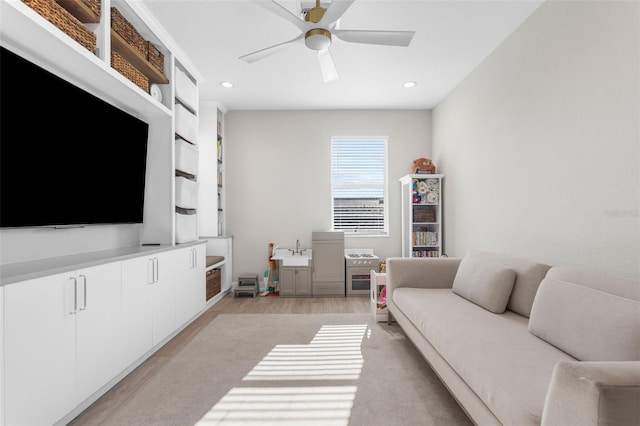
[330,136,389,237]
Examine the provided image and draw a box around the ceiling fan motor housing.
[305,28,331,50]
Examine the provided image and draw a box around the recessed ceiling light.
[220,81,234,88]
[403,81,417,88]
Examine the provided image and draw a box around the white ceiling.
[140,0,545,110]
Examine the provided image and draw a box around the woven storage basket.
[111,50,149,93]
[206,269,222,301]
[110,7,146,57]
[146,41,164,73]
[413,208,436,223]
[22,0,96,53]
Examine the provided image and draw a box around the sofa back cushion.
[452,256,516,313]
[467,250,551,317]
[545,266,640,301]
[529,277,640,361]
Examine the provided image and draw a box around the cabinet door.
[279,267,296,296]
[175,245,205,327]
[121,255,154,365]
[152,251,177,345]
[295,268,312,295]
[4,273,77,426]
[76,262,123,401]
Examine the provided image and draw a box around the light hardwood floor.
[69,293,370,425]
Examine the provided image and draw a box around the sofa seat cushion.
[452,256,516,313]
[393,287,576,426]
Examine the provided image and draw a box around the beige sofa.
[386,250,640,426]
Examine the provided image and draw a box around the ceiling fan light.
[305,28,332,50]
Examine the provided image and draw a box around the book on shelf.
[411,231,438,246]
[412,250,441,258]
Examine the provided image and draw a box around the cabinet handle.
[70,277,78,315]
[148,259,154,284]
[79,274,87,311]
[155,258,159,282]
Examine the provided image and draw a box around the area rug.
[99,314,471,425]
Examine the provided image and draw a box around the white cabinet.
[121,250,180,365]
[3,262,122,426]
[76,263,124,401]
[121,255,154,364]
[122,244,205,364]
[400,174,445,258]
[4,272,77,426]
[175,244,206,326]
[151,251,178,345]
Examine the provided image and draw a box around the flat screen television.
[1,45,149,228]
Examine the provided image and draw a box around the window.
[331,137,388,236]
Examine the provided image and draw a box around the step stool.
[234,273,259,298]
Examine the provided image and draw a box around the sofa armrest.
[541,361,640,426]
[386,257,462,297]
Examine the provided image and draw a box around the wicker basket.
[413,207,436,223]
[22,0,96,53]
[110,7,146,57]
[146,41,164,73]
[111,51,149,93]
[206,269,222,301]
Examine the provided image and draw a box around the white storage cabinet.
[174,244,206,326]
[3,262,122,426]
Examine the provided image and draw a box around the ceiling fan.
[239,0,415,82]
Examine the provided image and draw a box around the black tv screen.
[1,46,149,228]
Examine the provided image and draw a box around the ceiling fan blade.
[251,0,310,32]
[333,29,415,47]
[319,0,355,26]
[318,49,339,82]
[239,34,304,63]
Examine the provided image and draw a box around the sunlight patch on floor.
[196,324,368,425]
[244,324,367,381]
[197,386,357,426]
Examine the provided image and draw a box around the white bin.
[175,103,198,145]
[175,67,198,112]
[175,137,199,175]
[175,176,199,209]
[175,211,198,243]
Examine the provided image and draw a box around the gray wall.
[432,0,639,279]
[224,110,431,280]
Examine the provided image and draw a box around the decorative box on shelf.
[22,0,96,53]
